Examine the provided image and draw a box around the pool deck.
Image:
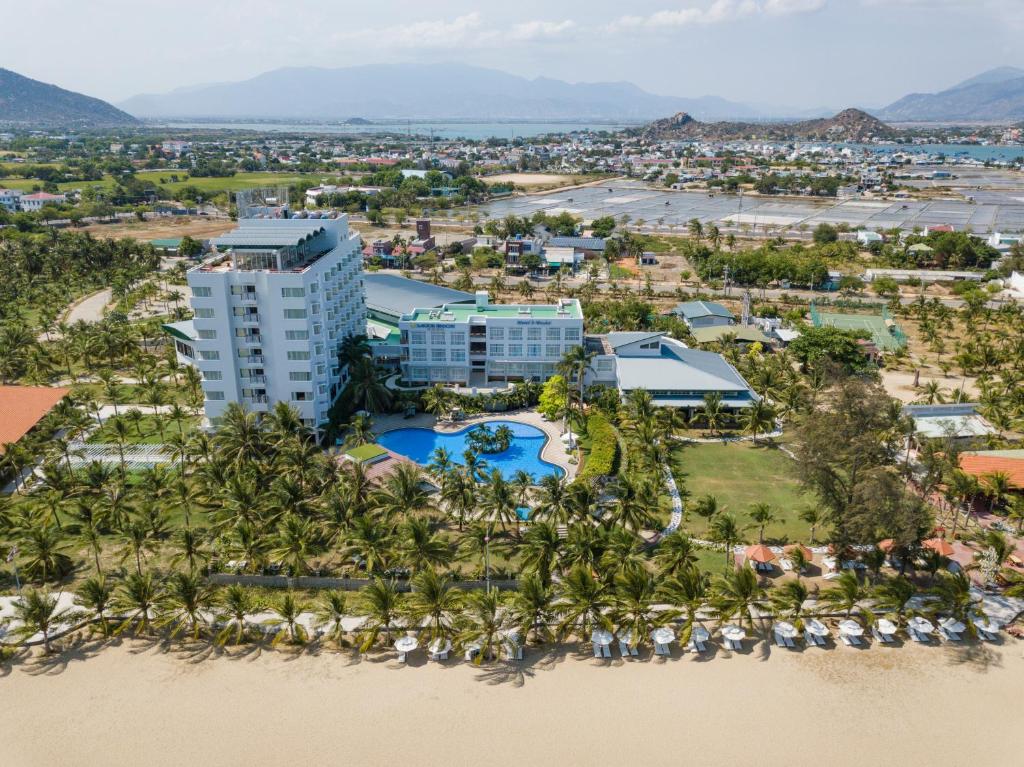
[371,409,578,481]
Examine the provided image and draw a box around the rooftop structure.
[0,385,70,453]
[959,449,1024,489]
[901,403,995,441]
[689,324,771,345]
[362,273,474,322]
[674,301,735,329]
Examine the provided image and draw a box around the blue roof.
[675,301,735,320]
[362,273,474,319]
[548,236,605,250]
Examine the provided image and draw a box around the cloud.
[607,0,824,32]
[508,19,576,41]
[329,12,575,49]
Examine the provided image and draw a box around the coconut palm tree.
[557,344,596,423]
[399,517,454,573]
[456,588,510,664]
[748,503,776,544]
[657,565,710,647]
[157,570,215,640]
[216,584,261,646]
[315,591,349,648]
[741,399,776,444]
[871,575,917,630]
[480,469,520,535]
[980,471,1012,513]
[508,572,556,645]
[693,392,726,436]
[556,565,612,642]
[10,589,78,653]
[113,570,159,637]
[798,506,824,543]
[709,513,744,566]
[520,520,563,586]
[821,571,867,619]
[344,516,394,576]
[929,570,980,637]
[170,526,209,574]
[440,468,477,531]
[270,514,325,576]
[534,474,571,525]
[267,592,310,647]
[610,568,671,649]
[356,578,402,651]
[711,566,766,630]
[15,519,72,584]
[655,531,698,576]
[75,575,114,638]
[374,462,434,520]
[404,568,463,645]
[769,579,812,632]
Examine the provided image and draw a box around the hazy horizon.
[4,1,1022,111]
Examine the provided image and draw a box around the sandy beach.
[2,637,1021,766]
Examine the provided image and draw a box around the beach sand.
[2,636,1022,766]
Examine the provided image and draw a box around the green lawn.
[88,412,199,445]
[669,441,818,545]
[0,170,336,195]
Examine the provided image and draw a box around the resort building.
[673,300,736,330]
[586,332,759,415]
[901,403,995,446]
[398,293,583,387]
[184,211,366,428]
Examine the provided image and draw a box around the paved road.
[65,288,113,324]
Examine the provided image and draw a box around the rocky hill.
[879,68,1024,122]
[0,68,138,128]
[642,108,894,142]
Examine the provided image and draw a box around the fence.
[207,573,519,592]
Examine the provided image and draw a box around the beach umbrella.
[838,619,864,637]
[691,626,711,642]
[877,539,895,553]
[785,543,813,560]
[875,618,898,635]
[618,629,635,646]
[428,638,452,656]
[721,624,746,642]
[650,627,675,646]
[804,619,830,637]
[745,545,777,564]
[939,617,966,634]
[923,537,954,557]
[971,615,1000,634]
[591,628,613,646]
[774,621,798,639]
[908,617,934,635]
[394,635,419,654]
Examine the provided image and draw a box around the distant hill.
[118,62,759,121]
[642,108,894,142]
[0,68,138,128]
[879,67,1024,122]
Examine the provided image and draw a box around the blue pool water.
[377,420,564,482]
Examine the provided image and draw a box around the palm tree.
[694,392,726,436]
[75,575,114,638]
[343,358,393,413]
[610,568,670,649]
[655,531,698,576]
[520,521,563,586]
[11,589,78,653]
[440,468,477,531]
[421,384,452,417]
[113,570,159,637]
[508,573,555,645]
[556,565,612,642]
[157,570,215,640]
[480,469,520,535]
[374,462,434,520]
[399,517,454,573]
[821,571,866,619]
[557,345,596,423]
[657,565,710,647]
[929,570,980,637]
[170,526,209,574]
[118,517,157,576]
[709,513,743,566]
[456,588,510,664]
[748,503,776,544]
[980,470,1012,513]
[315,591,349,648]
[356,578,402,651]
[798,506,824,543]
[15,520,72,584]
[267,592,310,647]
[872,575,917,630]
[711,566,766,630]
[344,516,394,576]
[769,580,811,632]
[404,569,463,645]
[742,399,776,443]
[270,514,325,576]
[216,584,261,646]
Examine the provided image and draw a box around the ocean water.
[376,420,563,481]
[844,143,1024,162]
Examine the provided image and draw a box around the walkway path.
[66,288,113,325]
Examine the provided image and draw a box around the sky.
[3,0,1023,110]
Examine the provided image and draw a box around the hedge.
[580,413,619,480]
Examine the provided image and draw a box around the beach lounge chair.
[619,640,631,657]
[872,627,893,644]
[601,643,611,658]
[980,628,999,642]
[908,628,927,643]
[593,643,603,658]
[780,558,794,572]
[784,635,796,648]
[939,626,962,642]
[654,642,669,656]
[465,647,479,662]
[398,652,407,663]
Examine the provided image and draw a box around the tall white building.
[186,213,365,428]
[398,293,583,386]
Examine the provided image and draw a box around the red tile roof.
[959,452,1024,488]
[0,386,71,453]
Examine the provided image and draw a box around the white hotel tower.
[186,206,365,428]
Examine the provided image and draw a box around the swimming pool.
[376,420,564,482]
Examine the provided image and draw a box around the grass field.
[814,310,905,351]
[88,412,199,445]
[669,441,817,544]
[0,170,337,195]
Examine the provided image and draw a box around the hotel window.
[198,329,217,340]
[313,324,322,336]
[309,283,319,293]
[287,351,310,361]
[192,286,212,298]
[431,331,446,345]
[431,348,446,362]
[314,344,324,356]
[194,308,215,319]
[412,348,427,361]
[411,367,428,379]
[204,370,223,381]
[489,328,504,340]
[199,350,220,361]
[564,328,581,341]
[527,327,541,340]
[410,331,426,345]
[545,344,560,357]
[450,332,466,345]
[546,327,561,340]
[281,287,305,298]
[490,344,504,356]
[317,364,326,376]
[508,344,523,357]
[292,391,312,401]
[527,344,541,357]
[283,308,307,319]
[206,390,225,401]
[508,328,523,341]
[285,330,309,340]
[289,372,312,382]
[451,349,466,362]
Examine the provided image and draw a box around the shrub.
[581,413,619,479]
